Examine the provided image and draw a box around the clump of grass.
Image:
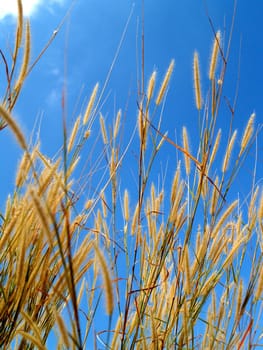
[0,1,262,349]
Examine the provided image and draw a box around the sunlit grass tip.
[209,30,221,80]
[155,59,175,105]
[83,82,99,125]
[193,51,202,110]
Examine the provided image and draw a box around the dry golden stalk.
[0,105,27,150]
[183,245,191,294]
[155,59,175,105]
[113,109,121,139]
[171,162,181,203]
[209,31,221,80]
[124,189,130,222]
[235,279,243,320]
[83,82,99,125]
[239,112,255,155]
[222,235,248,270]
[55,310,70,348]
[146,70,157,103]
[15,0,23,49]
[100,191,107,218]
[208,129,221,169]
[210,176,219,216]
[111,314,122,349]
[30,188,53,247]
[255,266,263,300]
[199,271,218,296]
[68,115,81,152]
[14,20,31,93]
[99,113,108,144]
[193,51,202,110]
[85,199,93,210]
[94,244,114,315]
[182,127,191,175]
[16,152,32,187]
[222,130,237,173]
[170,181,184,222]
[211,200,238,238]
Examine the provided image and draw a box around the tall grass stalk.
[0,1,262,349]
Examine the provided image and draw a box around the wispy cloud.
[0,0,66,20]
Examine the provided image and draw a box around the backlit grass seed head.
[255,266,263,300]
[208,129,221,169]
[124,189,129,222]
[146,70,157,103]
[193,51,202,110]
[94,245,114,315]
[0,105,27,150]
[14,20,31,94]
[182,127,191,175]
[99,113,108,144]
[113,109,121,139]
[83,82,99,125]
[209,31,221,80]
[239,112,255,155]
[222,130,237,173]
[68,115,80,152]
[155,59,175,105]
[15,0,23,49]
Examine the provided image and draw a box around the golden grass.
[0,2,262,349]
[193,51,202,110]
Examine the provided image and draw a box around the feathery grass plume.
[183,245,191,294]
[14,20,31,93]
[85,199,93,210]
[131,202,139,235]
[222,235,248,270]
[235,279,243,320]
[210,176,219,216]
[259,190,263,223]
[15,0,23,50]
[222,129,237,173]
[155,59,175,105]
[182,127,191,175]
[99,113,108,144]
[209,31,221,80]
[84,129,91,139]
[146,70,157,103]
[156,131,168,151]
[211,78,216,116]
[113,109,121,139]
[93,244,114,315]
[15,331,47,350]
[83,82,99,125]
[255,266,263,301]
[193,51,202,110]
[100,191,108,218]
[199,272,219,296]
[30,188,53,247]
[68,115,81,152]
[171,161,181,203]
[211,200,238,238]
[0,104,27,150]
[20,311,43,346]
[55,310,70,348]
[239,112,255,156]
[124,189,129,222]
[111,314,122,349]
[16,151,33,187]
[208,129,221,169]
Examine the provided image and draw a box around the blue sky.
[0,0,262,347]
[0,0,262,202]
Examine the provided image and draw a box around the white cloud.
[0,0,65,20]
